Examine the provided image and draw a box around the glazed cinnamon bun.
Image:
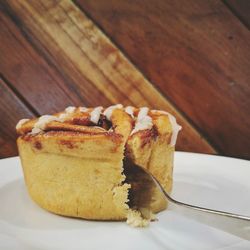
[16,105,181,226]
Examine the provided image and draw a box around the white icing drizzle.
[31,127,42,134]
[131,107,153,135]
[103,104,123,120]
[57,106,76,123]
[151,110,182,146]
[65,106,76,113]
[137,107,149,120]
[58,113,68,122]
[125,106,135,118]
[90,106,103,124]
[167,113,182,147]
[79,107,88,112]
[31,115,60,134]
[16,119,30,129]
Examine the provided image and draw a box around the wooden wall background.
[0,0,249,159]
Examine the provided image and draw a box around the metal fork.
[136,165,250,241]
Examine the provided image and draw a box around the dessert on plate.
[16,105,181,227]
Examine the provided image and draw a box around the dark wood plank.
[75,0,250,159]
[0,78,35,158]
[224,0,250,29]
[2,0,216,155]
[0,5,109,114]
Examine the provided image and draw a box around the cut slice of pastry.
[16,105,181,225]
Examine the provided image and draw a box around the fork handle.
[154,177,250,240]
[169,198,250,241]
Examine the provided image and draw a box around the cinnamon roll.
[16,105,181,226]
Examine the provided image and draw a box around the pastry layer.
[18,131,129,220]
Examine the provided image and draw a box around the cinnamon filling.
[123,158,154,219]
[71,115,112,130]
[97,115,112,130]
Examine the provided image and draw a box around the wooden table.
[1,0,249,159]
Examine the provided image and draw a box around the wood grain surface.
[75,0,250,159]
[0,77,35,157]
[0,8,84,114]
[0,0,249,159]
[224,0,250,29]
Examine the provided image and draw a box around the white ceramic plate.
[0,152,249,250]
